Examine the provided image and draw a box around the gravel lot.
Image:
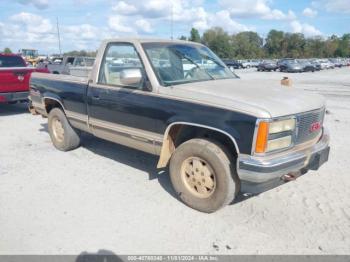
[0,67,349,255]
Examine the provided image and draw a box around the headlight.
[266,136,292,152]
[269,119,295,134]
[255,118,295,153]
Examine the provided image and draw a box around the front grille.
[295,108,325,144]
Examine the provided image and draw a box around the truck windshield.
[0,56,26,67]
[142,42,237,86]
[22,50,38,57]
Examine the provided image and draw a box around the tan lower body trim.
[89,117,163,155]
[65,110,90,133]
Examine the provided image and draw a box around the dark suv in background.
[278,59,303,73]
[222,59,243,71]
[257,60,279,71]
[298,59,318,72]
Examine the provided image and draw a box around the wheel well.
[157,124,238,168]
[44,98,64,114]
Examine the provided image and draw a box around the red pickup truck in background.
[0,53,48,104]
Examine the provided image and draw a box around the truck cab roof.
[101,38,203,46]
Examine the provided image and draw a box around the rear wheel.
[169,138,239,213]
[48,108,80,151]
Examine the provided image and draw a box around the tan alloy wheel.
[52,117,65,142]
[180,157,216,198]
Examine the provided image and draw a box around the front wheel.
[169,139,239,213]
[48,108,81,151]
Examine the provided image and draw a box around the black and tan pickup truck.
[29,38,330,212]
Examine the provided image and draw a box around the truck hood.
[159,78,325,118]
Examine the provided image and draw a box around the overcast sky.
[0,0,349,54]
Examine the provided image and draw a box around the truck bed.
[30,72,89,122]
[31,71,88,84]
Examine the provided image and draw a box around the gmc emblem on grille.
[310,122,321,132]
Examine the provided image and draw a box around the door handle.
[91,87,109,100]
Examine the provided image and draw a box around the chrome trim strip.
[0,91,28,96]
[41,96,66,112]
[89,118,159,155]
[161,121,240,154]
[0,91,29,101]
[39,95,162,152]
[89,117,163,143]
[0,67,30,71]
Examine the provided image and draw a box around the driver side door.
[87,42,162,155]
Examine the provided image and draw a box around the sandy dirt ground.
[0,67,349,255]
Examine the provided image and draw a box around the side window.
[67,57,75,65]
[98,43,144,89]
[74,57,84,66]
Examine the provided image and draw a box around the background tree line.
[180,27,350,59]
[62,50,97,57]
[1,47,12,54]
[2,27,349,60]
[1,47,98,58]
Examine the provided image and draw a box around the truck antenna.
[56,17,62,56]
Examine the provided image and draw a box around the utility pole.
[56,17,62,56]
[171,2,173,40]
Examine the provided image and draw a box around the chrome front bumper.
[237,128,330,184]
[0,91,29,103]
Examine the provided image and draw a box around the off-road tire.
[169,138,239,213]
[48,108,80,151]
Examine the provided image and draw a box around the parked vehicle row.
[222,57,349,73]
[256,58,349,73]
[222,59,261,70]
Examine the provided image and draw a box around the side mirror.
[120,68,142,86]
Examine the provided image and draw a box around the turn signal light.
[255,121,269,153]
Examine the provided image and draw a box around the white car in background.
[240,60,251,68]
[318,59,334,70]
